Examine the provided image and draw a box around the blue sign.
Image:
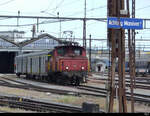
[108,17,143,29]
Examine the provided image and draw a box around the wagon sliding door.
[27,57,32,74]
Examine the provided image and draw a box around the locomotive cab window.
[57,48,66,56]
[74,49,82,56]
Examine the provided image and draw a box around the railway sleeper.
[7,100,77,113]
[7,100,49,112]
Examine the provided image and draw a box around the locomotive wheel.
[16,73,20,78]
[75,77,80,86]
[26,74,29,79]
[56,77,61,84]
[57,75,69,85]
[55,73,64,85]
[71,76,80,86]
[83,76,87,83]
[71,76,76,85]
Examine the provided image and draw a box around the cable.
[52,0,65,13]
[61,22,99,34]
[136,5,150,11]
[88,5,107,12]
[0,0,15,6]
[41,0,80,15]
[66,5,106,17]
[40,0,82,26]
[41,0,55,13]
[62,0,81,7]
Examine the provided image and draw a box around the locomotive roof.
[16,45,84,58]
[55,45,85,49]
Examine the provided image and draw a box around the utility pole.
[107,0,127,113]
[132,0,136,87]
[89,34,92,71]
[107,0,116,112]
[37,18,39,33]
[17,10,20,27]
[83,0,87,48]
[32,24,36,38]
[57,12,62,39]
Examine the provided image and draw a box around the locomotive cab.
[52,45,89,85]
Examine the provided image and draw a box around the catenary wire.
[0,0,15,6]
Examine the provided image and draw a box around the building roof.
[0,33,79,50]
[0,30,25,34]
[19,33,78,47]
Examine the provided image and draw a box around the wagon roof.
[16,50,52,58]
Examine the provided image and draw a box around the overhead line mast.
[107,0,137,113]
[107,0,128,113]
[127,0,136,113]
[83,0,87,48]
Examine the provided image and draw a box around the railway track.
[0,94,82,113]
[0,75,105,113]
[0,75,110,98]
[88,77,150,90]
[0,74,150,105]
[3,73,150,91]
[94,73,150,78]
[78,85,150,105]
[0,110,9,113]
[0,76,80,96]
[89,76,150,83]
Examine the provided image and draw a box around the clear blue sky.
[0,0,149,49]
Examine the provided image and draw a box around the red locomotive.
[15,44,89,85]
